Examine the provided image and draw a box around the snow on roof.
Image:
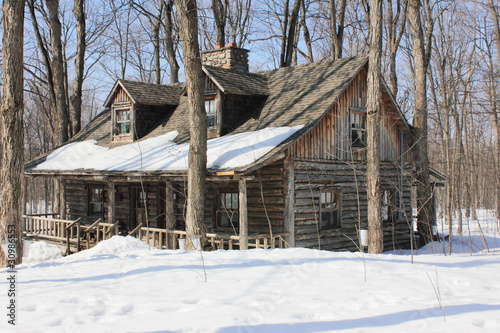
[35,126,303,172]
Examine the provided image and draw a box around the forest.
[1,0,500,257]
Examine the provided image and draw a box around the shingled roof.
[202,65,269,96]
[27,56,372,173]
[104,80,184,107]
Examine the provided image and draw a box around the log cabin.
[25,44,423,252]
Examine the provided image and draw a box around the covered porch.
[23,164,290,253]
[23,213,289,254]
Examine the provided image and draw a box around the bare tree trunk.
[163,0,180,83]
[366,0,383,253]
[280,0,290,66]
[28,0,58,140]
[154,4,163,85]
[488,0,500,225]
[212,0,228,47]
[0,0,25,267]
[300,0,313,63]
[70,0,86,137]
[227,0,252,47]
[282,0,302,67]
[387,0,407,96]
[46,0,69,145]
[175,0,208,250]
[408,0,435,247]
[330,0,347,61]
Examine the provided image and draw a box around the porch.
[23,214,290,254]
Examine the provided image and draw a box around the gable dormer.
[104,80,182,142]
[200,44,269,138]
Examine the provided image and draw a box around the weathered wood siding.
[110,86,132,106]
[64,180,165,230]
[292,160,413,251]
[65,180,108,224]
[246,160,285,234]
[288,68,409,162]
[171,161,284,236]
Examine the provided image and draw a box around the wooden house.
[25,45,417,252]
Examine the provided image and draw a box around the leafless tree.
[487,0,500,224]
[70,0,86,136]
[330,0,347,61]
[386,0,407,96]
[367,0,383,253]
[0,0,25,267]
[175,0,208,250]
[212,0,228,46]
[407,0,437,246]
[227,0,252,47]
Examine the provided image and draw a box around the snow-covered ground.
[2,210,499,332]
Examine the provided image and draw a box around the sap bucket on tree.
[191,235,202,251]
[23,240,32,258]
[178,238,186,251]
[359,230,369,247]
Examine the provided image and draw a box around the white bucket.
[22,239,32,258]
[431,225,438,236]
[178,238,186,251]
[359,230,368,247]
[191,235,202,251]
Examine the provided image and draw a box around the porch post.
[59,177,66,220]
[165,181,174,248]
[239,178,248,250]
[283,156,295,247]
[165,181,174,229]
[108,181,115,224]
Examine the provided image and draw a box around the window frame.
[114,108,132,136]
[350,107,367,149]
[215,189,239,231]
[319,188,342,230]
[88,186,105,217]
[205,95,217,130]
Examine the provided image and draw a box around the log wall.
[65,180,108,225]
[171,161,285,236]
[64,179,166,231]
[292,160,413,251]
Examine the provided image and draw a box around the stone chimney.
[201,43,249,73]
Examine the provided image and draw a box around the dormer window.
[205,95,217,130]
[115,109,131,135]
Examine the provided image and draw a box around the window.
[115,109,131,135]
[319,189,341,229]
[205,96,217,129]
[350,108,366,148]
[89,187,104,216]
[382,190,397,223]
[216,191,239,230]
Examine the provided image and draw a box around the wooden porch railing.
[136,227,290,250]
[23,215,115,255]
[24,214,75,240]
[24,214,290,252]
